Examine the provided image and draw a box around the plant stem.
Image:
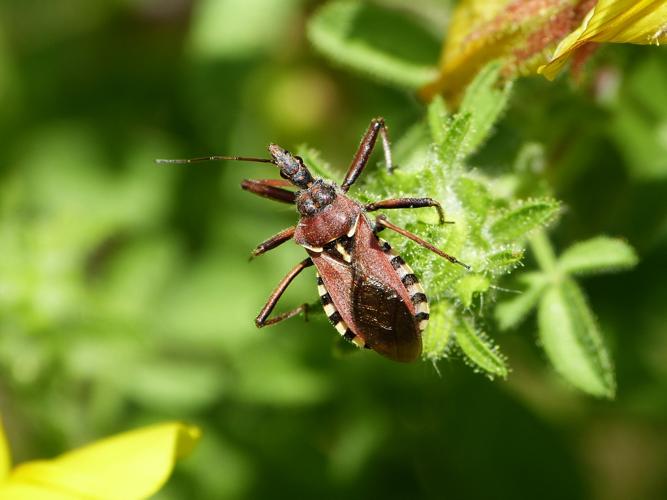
[530,229,557,274]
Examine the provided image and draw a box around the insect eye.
[313,190,328,204]
[313,187,335,206]
[301,199,317,215]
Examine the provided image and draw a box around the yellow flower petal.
[0,415,12,480]
[420,0,593,100]
[0,482,74,500]
[540,0,667,79]
[2,422,201,500]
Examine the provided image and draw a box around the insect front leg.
[365,197,447,224]
[374,215,470,270]
[255,258,314,327]
[340,117,394,192]
[241,178,296,204]
[250,226,296,259]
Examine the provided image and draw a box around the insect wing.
[351,216,422,362]
[311,216,422,362]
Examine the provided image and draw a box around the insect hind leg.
[255,258,313,328]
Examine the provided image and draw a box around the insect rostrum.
[157,118,468,363]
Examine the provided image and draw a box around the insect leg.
[365,197,448,224]
[255,258,314,327]
[374,215,470,270]
[241,178,296,204]
[340,117,393,192]
[250,226,296,259]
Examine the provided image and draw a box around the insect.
[157,118,468,362]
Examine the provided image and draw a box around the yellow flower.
[539,0,667,79]
[421,0,667,100]
[0,416,200,500]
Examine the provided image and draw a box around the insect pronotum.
[157,118,468,362]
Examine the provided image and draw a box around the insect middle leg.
[374,215,470,270]
[255,258,314,327]
[340,117,394,192]
[365,198,447,224]
[241,178,296,204]
[250,226,296,259]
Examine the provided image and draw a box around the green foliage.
[344,63,560,378]
[496,230,637,398]
[307,0,440,88]
[539,279,614,398]
[454,317,508,378]
[1,2,663,498]
[290,48,636,393]
[609,55,667,180]
[557,236,639,275]
[458,62,513,156]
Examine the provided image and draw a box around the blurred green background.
[1,0,666,499]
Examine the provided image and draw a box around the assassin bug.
[157,118,468,362]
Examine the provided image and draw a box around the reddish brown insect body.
[157,118,468,362]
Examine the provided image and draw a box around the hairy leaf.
[489,198,561,243]
[458,62,512,156]
[454,316,508,378]
[433,62,512,164]
[538,279,615,398]
[427,95,449,145]
[437,112,473,166]
[422,300,456,360]
[558,236,639,276]
[483,248,525,274]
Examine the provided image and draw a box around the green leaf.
[489,198,561,243]
[454,316,508,379]
[558,236,639,276]
[453,175,493,249]
[456,274,490,308]
[438,112,472,165]
[307,0,440,89]
[453,175,493,221]
[427,95,449,145]
[422,300,456,360]
[483,248,525,274]
[495,273,547,330]
[430,62,512,166]
[458,61,513,156]
[538,279,615,398]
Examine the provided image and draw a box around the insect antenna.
[155,156,275,165]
